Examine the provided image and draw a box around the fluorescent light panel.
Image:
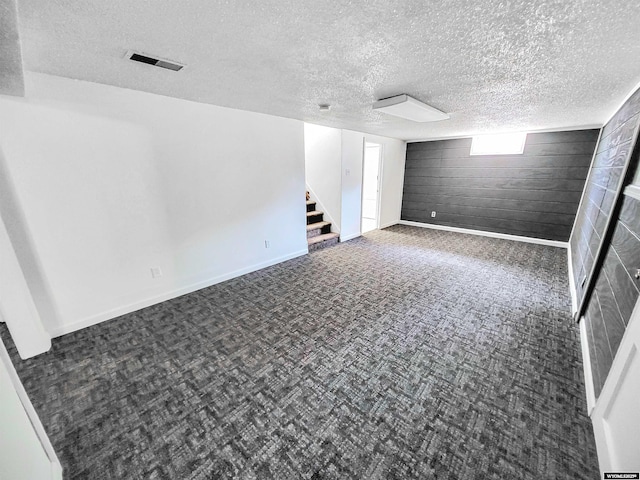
[470,132,527,155]
[373,94,449,122]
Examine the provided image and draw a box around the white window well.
[470,132,527,156]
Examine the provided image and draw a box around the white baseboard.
[379,220,399,229]
[579,319,597,415]
[398,220,568,248]
[567,243,578,315]
[49,249,308,338]
[624,184,640,201]
[340,232,361,242]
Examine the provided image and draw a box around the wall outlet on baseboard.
[265,240,270,248]
[431,211,436,218]
[150,266,163,279]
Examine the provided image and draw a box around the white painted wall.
[0,72,307,337]
[376,136,407,229]
[304,124,406,242]
[340,130,366,241]
[0,339,62,479]
[304,123,342,232]
[340,130,407,241]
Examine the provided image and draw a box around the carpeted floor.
[1,225,599,479]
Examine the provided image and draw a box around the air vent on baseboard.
[126,51,184,72]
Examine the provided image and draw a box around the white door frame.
[590,296,640,475]
[361,141,383,233]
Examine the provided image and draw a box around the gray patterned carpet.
[1,225,599,479]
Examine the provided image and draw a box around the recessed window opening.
[470,132,527,156]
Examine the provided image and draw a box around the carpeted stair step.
[306,210,324,225]
[305,194,338,250]
[308,232,339,251]
[306,200,316,212]
[306,221,331,238]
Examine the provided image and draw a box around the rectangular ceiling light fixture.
[470,132,527,155]
[126,51,185,72]
[373,94,449,122]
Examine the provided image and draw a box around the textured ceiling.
[0,0,24,97]
[15,0,640,140]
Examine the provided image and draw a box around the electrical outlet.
[431,211,436,218]
[150,266,162,279]
[265,240,270,248]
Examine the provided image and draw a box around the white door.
[591,296,640,475]
[362,143,381,233]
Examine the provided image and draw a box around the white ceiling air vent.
[126,51,185,72]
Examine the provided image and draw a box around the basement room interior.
[1,1,640,479]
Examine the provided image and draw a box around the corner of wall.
[0,214,51,359]
[1,77,307,339]
[304,123,343,233]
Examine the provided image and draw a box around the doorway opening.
[362,142,382,233]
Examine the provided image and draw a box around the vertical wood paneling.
[401,130,599,241]
[570,87,640,399]
[583,194,640,397]
[587,290,614,398]
[584,314,601,394]
[571,89,640,301]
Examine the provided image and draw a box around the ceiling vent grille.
[126,51,184,72]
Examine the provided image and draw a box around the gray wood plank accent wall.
[570,89,640,306]
[583,193,640,397]
[569,87,640,400]
[401,130,599,241]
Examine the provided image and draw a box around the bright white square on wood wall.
[470,132,527,155]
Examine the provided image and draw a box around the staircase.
[306,194,339,252]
